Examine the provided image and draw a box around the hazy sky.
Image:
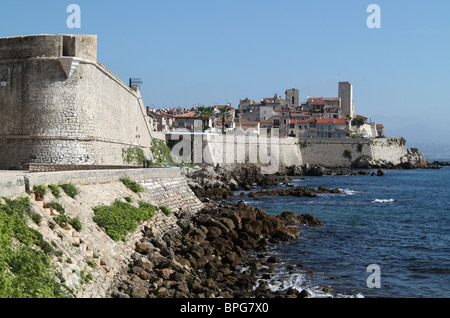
[1,0,449,146]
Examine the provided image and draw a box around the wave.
[339,189,361,196]
[255,273,364,298]
[372,199,397,203]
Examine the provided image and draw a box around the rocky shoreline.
[108,164,340,299]
[110,200,323,298]
[109,156,445,299]
[184,164,387,200]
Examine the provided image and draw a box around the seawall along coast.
[0,167,203,298]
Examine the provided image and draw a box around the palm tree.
[218,107,231,134]
[195,106,214,131]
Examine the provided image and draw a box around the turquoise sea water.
[231,164,450,298]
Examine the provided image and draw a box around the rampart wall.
[167,134,415,171]
[298,137,410,168]
[0,35,153,170]
[167,133,303,173]
[0,167,203,298]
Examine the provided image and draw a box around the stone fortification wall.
[202,135,303,168]
[0,34,153,169]
[299,138,372,168]
[369,138,408,165]
[168,133,303,172]
[299,137,411,168]
[0,167,203,298]
[168,133,414,170]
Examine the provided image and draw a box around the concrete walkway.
[0,167,181,199]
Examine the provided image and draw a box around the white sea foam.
[340,189,360,196]
[372,199,396,203]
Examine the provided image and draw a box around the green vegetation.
[400,137,407,146]
[150,139,175,165]
[138,201,157,219]
[59,183,79,198]
[47,202,83,232]
[0,197,66,298]
[159,205,172,217]
[351,117,365,126]
[93,199,156,241]
[194,106,214,132]
[357,142,364,153]
[48,184,61,198]
[344,149,353,160]
[120,177,144,193]
[298,140,309,149]
[33,184,47,196]
[122,146,148,166]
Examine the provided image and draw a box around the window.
[320,125,325,131]
[328,125,332,131]
[292,97,295,104]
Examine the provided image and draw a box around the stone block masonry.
[1,167,203,298]
[299,137,412,168]
[0,34,153,170]
[168,133,415,171]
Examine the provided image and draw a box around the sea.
[230,159,450,298]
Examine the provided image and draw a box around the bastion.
[0,34,153,170]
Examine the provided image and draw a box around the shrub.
[357,142,364,153]
[344,149,353,160]
[48,202,82,232]
[70,217,83,232]
[31,213,42,225]
[138,201,156,219]
[159,205,172,217]
[120,178,144,193]
[93,199,154,241]
[48,184,61,198]
[33,185,47,196]
[59,183,79,198]
[0,197,66,298]
[124,196,133,203]
[150,139,175,165]
[122,146,148,166]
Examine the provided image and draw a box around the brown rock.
[130,286,149,298]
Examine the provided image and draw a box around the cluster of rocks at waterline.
[351,150,427,170]
[425,160,450,169]
[183,164,333,199]
[110,200,324,298]
[246,186,342,199]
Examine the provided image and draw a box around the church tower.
[285,88,299,109]
[339,82,355,118]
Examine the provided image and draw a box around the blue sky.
[1,0,450,147]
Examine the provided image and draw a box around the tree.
[218,107,231,134]
[195,106,214,131]
[352,118,365,126]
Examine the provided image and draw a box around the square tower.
[338,82,355,118]
[285,88,299,109]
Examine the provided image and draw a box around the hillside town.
[146,82,385,139]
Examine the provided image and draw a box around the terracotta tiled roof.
[290,119,312,124]
[308,98,325,106]
[316,118,348,124]
[173,111,198,118]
